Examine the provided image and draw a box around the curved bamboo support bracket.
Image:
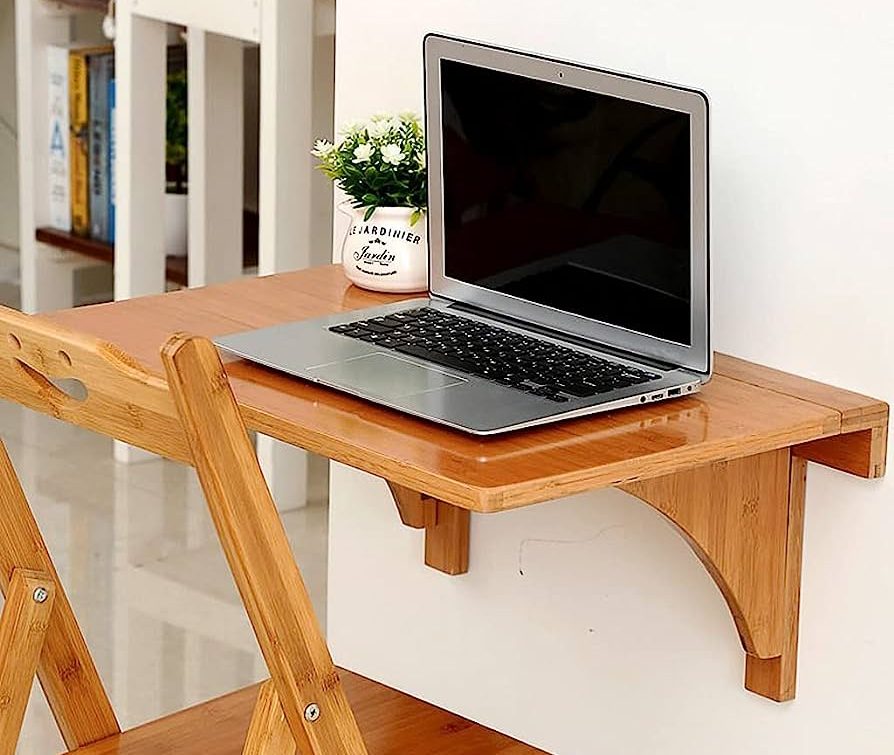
[387,483,470,576]
[621,449,803,702]
[386,418,887,702]
[621,420,885,703]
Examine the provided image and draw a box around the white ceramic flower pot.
[340,206,428,293]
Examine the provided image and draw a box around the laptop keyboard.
[329,308,661,403]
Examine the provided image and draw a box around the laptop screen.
[440,59,693,346]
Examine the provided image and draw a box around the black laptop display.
[441,59,692,346]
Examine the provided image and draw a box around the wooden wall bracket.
[387,419,886,702]
[621,449,804,702]
[387,483,470,576]
[617,420,883,702]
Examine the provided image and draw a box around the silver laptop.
[216,35,711,435]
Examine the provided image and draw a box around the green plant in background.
[312,112,426,224]
[166,69,188,194]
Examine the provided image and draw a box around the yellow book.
[69,49,90,237]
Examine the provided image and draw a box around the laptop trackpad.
[307,352,466,399]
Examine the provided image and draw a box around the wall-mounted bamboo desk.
[44,264,888,704]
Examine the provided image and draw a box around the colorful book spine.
[47,46,71,232]
[88,53,112,242]
[69,50,90,236]
[108,76,116,244]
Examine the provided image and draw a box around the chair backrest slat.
[0,305,189,463]
[162,334,369,755]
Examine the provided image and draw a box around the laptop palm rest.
[307,353,466,400]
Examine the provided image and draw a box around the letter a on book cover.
[48,46,71,232]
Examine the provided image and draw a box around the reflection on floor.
[1,401,329,754]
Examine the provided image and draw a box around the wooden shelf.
[42,264,889,704]
[36,228,188,287]
[44,0,107,10]
[36,215,258,289]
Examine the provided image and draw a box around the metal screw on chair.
[304,703,321,723]
[33,587,49,604]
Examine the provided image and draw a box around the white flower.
[366,119,391,139]
[387,117,403,133]
[340,119,363,135]
[352,143,374,163]
[380,143,405,165]
[311,139,336,158]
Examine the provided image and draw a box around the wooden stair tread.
[69,669,543,755]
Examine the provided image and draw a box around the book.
[69,49,90,236]
[88,52,113,242]
[108,76,116,244]
[47,46,71,232]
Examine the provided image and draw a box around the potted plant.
[165,66,188,257]
[313,112,427,292]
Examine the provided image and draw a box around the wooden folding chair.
[0,305,541,754]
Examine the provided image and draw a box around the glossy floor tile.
[0,401,329,754]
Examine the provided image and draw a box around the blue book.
[108,76,116,244]
[88,53,112,241]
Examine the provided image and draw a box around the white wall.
[328,2,894,753]
[0,0,17,250]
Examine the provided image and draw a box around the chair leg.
[243,681,297,755]
[0,569,55,755]
[163,335,368,755]
[0,441,119,748]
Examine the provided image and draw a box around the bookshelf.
[16,0,332,307]
[15,0,108,311]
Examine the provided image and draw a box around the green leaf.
[363,205,377,221]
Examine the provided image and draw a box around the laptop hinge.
[439,297,681,373]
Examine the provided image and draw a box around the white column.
[114,1,167,301]
[113,2,167,463]
[258,0,313,275]
[187,29,244,287]
[256,0,316,511]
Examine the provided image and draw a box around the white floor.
[0,260,330,752]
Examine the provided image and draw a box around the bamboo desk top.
[45,264,886,513]
[41,263,888,703]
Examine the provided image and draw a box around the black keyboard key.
[394,344,475,373]
[559,383,601,398]
[363,322,396,333]
[358,332,387,342]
